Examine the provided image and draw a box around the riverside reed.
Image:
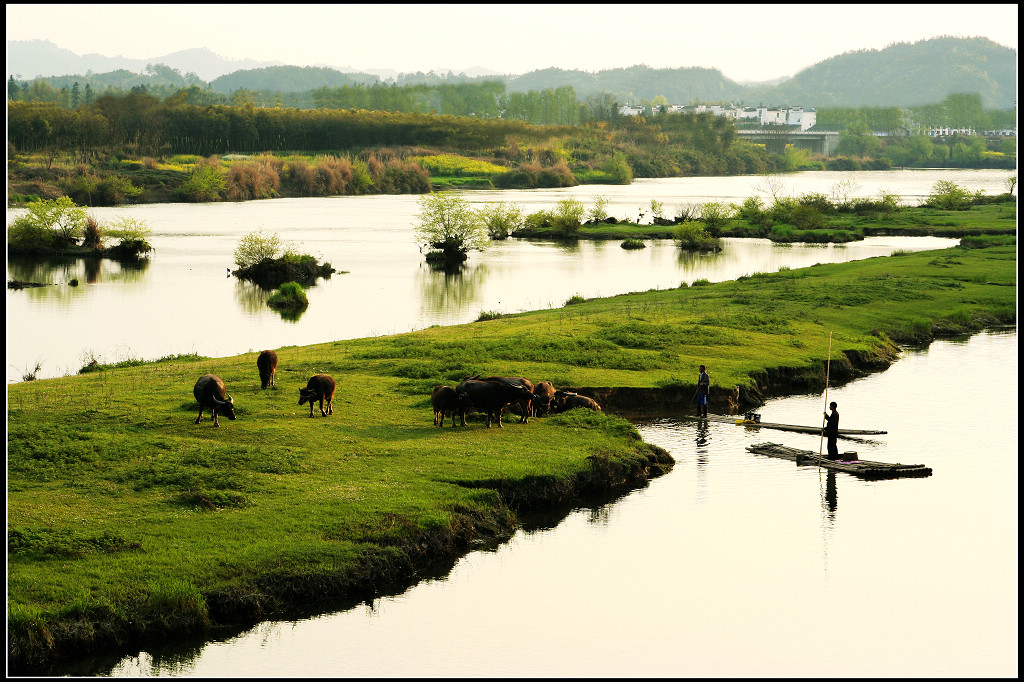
[7,243,1016,669]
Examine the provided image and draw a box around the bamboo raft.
[704,415,887,436]
[746,442,932,479]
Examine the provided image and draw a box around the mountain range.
[6,36,1017,109]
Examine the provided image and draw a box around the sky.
[5,3,1019,82]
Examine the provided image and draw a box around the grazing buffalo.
[256,350,278,389]
[456,378,534,428]
[299,374,335,417]
[430,385,461,427]
[193,374,236,427]
[552,390,602,413]
[532,380,556,417]
[480,376,535,423]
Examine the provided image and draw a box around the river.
[5,169,1013,384]
[7,169,1019,676]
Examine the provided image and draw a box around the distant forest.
[7,35,1016,114]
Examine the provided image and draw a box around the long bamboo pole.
[818,332,833,467]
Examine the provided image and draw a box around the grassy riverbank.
[512,200,1017,243]
[6,242,1016,670]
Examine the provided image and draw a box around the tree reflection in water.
[233,279,273,315]
[8,256,150,304]
[675,245,726,279]
[417,260,489,317]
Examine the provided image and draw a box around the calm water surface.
[94,330,1017,677]
[6,169,1011,383]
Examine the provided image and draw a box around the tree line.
[7,93,568,158]
[817,93,1016,135]
[8,73,613,126]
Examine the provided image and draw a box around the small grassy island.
[6,235,1016,672]
[6,198,154,269]
[231,229,337,289]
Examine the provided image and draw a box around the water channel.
[7,169,1018,676]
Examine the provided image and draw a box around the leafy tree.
[551,197,586,236]
[414,192,487,264]
[790,204,826,229]
[588,195,610,223]
[600,152,632,184]
[105,216,153,257]
[60,173,101,206]
[234,228,283,267]
[835,120,880,156]
[6,197,89,251]
[96,175,143,205]
[478,202,525,240]
[733,196,772,231]
[699,201,734,235]
[926,180,975,210]
[675,222,722,251]
[178,162,226,202]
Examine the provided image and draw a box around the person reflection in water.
[825,470,838,515]
[695,418,710,448]
[823,401,840,460]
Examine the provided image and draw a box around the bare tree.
[754,172,789,206]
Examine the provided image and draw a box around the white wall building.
[618,102,818,130]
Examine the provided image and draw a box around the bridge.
[736,128,841,156]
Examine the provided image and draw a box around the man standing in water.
[824,401,840,460]
[696,364,710,418]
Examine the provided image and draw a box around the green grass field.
[6,242,1016,669]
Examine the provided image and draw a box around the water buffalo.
[552,390,602,413]
[532,380,556,416]
[256,350,278,389]
[299,374,335,417]
[456,378,534,428]
[430,385,461,427]
[480,376,535,423]
[193,374,236,427]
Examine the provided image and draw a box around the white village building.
[618,103,817,130]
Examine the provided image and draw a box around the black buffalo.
[299,374,335,417]
[479,376,535,423]
[193,374,236,427]
[531,380,556,416]
[456,378,534,428]
[430,385,461,427]
[256,350,278,389]
[552,390,602,413]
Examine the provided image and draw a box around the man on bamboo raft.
[696,364,710,418]
[824,401,840,460]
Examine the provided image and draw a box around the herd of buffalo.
[192,349,601,428]
[431,376,601,428]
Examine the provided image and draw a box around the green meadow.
[6,242,1016,668]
